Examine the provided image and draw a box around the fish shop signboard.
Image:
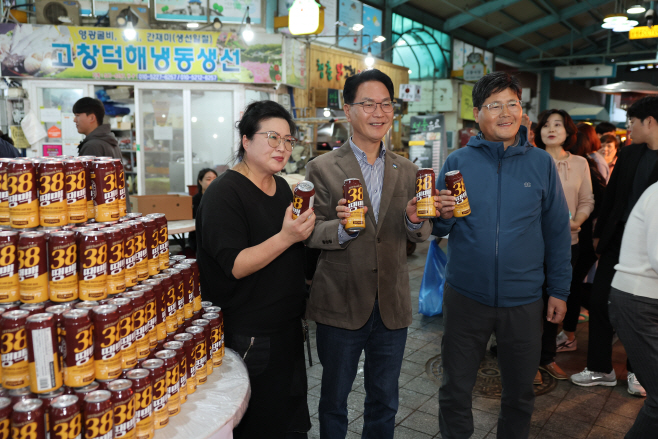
[0,24,284,83]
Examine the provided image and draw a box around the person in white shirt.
[608,181,658,437]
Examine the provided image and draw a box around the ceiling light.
[397,39,406,46]
[123,22,136,40]
[408,69,412,74]
[323,108,331,117]
[352,23,364,32]
[627,5,646,14]
[374,35,386,43]
[242,18,254,42]
[365,47,375,68]
[212,17,222,30]
[191,117,197,123]
[603,13,628,23]
[116,16,126,26]
[218,117,224,123]
[187,22,199,29]
[625,20,639,26]
[630,67,639,71]
[602,21,618,29]
[213,134,218,139]
[613,23,635,32]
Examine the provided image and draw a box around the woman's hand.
[280,203,315,245]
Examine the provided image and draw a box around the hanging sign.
[289,0,324,35]
[0,24,283,84]
[463,52,486,82]
[630,26,658,40]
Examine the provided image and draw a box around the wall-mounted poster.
[338,0,362,51]
[94,0,148,17]
[361,4,382,57]
[154,0,210,22]
[284,36,307,88]
[211,0,262,24]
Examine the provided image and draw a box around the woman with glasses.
[533,109,594,383]
[196,100,315,438]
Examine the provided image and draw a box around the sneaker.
[570,368,617,387]
[627,373,647,397]
[556,331,577,352]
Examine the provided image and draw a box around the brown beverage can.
[49,394,81,439]
[173,264,194,320]
[202,313,223,368]
[153,350,179,417]
[37,161,67,228]
[48,231,78,302]
[37,387,65,436]
[343,178,366,232]
[204,306,224,360]
[78,158,96,222]
[63,160,87,224]
[19,303,45,316]
[172,333,195,396]
[107,379,135,439]
[184,326,207,386]
[140,359,167,430]
[18,232,49,303]
[44,305,66,378]
[0,231,19,303]
[11,399,46,439]
[181,259,201,312]
[137,218,159,277]
[130,286,157,351]
[445,170,471,217]
[107,298,137,370]
[78,231,107,301]
[26,313,63,394]
[126,221,148,282]
[8,160,39,229]
[123,292,149,360]
[71,381,99,404]
[91,161,119,223]
[152,274,177,333]
[110,159,127,218]
[162,268,184,327]
[0,310,30,389]
[292,181,315,220]
[192,319,213,376]
[0,159,12,228]
[140,280,166,343]
[91,305,122,380]
[0,397,10,439]
[103,228,126,295]
[415,168,436,218]
[146,214,168,271]
[125,369,153,439]
[61,310,95,388]
[83,390,113,439]
[8,387,35,406]
[117,224,137,288]
[162,342,186,405]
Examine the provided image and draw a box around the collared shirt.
[338,138,421,244]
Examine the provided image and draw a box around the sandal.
[578,312,589,323]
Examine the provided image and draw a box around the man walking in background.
[73,97,121,159]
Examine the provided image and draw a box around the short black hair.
[595,121,616,136]
[72,98,105,125]
[472,72,522,109]
[626,96,658,123]
[533,109,578,151]
[196,168,218,194]
[343,69,394,105]
[236,100,296,162]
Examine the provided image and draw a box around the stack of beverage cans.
[0,156,223,439]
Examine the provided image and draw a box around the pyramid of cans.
[0,155,224,439]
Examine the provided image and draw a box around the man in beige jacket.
[306,69,440,439]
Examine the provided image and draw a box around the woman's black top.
[196,170,305,335]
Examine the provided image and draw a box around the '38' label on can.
[343,178,366,233]
[8,160,39,229]
[18,232,49,303]
[91,161,119,223]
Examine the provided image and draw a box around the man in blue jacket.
[433,72,572,439]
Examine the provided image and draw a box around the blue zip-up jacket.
[432,126,572,307]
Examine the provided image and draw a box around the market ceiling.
[367,0,656,68]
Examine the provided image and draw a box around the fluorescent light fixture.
[627,5,646,14]
[352,23,364,32]
[187,22,199,29]
[374,35,386,43]
[603,13,628,23]
[365,47,375,67]
[123,22,136,40]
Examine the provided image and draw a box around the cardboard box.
[129,195,193,220]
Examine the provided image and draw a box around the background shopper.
[73,97,121,158]
[189,168,218,253]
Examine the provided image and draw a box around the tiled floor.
[305,239,646,438]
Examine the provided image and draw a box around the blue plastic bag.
[418,238,447,317]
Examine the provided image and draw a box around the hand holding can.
[341,179,367,232]
[445,171,471,217]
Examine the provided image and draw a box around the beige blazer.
[305,142,431,330]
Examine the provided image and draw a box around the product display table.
[168,219,196,235]
[161,348,251,439]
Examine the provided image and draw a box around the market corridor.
[304,239,645,439]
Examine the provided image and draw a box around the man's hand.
[546,297,567,324]
[438,190,456,220]
[336,198,368,226]
[406,189,443,223]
